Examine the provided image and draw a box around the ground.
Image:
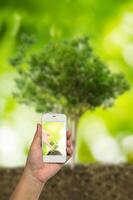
[0,164,133,200]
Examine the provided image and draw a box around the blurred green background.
[0,0,133,167]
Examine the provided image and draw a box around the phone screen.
[42,121,66,156]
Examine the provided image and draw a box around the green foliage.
[50,141,59,151]
[11,36,129,118]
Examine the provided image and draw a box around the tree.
[10,36,129,165]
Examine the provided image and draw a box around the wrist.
[10,167,45,200]
[23,166,45,189]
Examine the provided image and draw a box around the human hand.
[24,123,73,184]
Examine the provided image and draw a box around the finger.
[67,147,73,156]
[67,130,71,139]
[31,123,42,150]
[67,139,72,147]
[66,147,73,161]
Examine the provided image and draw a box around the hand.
[24,123,73,184]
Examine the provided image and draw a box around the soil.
[47,150,62,155]
[0,164,133,200]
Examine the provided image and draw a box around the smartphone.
[42,113,67,163]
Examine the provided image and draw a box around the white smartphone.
[42,113,67,163]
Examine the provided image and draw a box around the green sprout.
[50,141,59,151]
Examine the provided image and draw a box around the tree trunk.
[67,117,78,168]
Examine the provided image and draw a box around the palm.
[27,139,63,182]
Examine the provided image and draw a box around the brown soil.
[47,150,62,155]
[0,164,133,200]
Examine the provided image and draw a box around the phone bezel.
[41,113,67,163]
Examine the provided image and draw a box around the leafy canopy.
[11,36,129,118]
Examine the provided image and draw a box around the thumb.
[31,123,42,150]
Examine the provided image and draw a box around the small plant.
[10,35,129,165]
[48,142,62,155]
[49,141,58,151]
